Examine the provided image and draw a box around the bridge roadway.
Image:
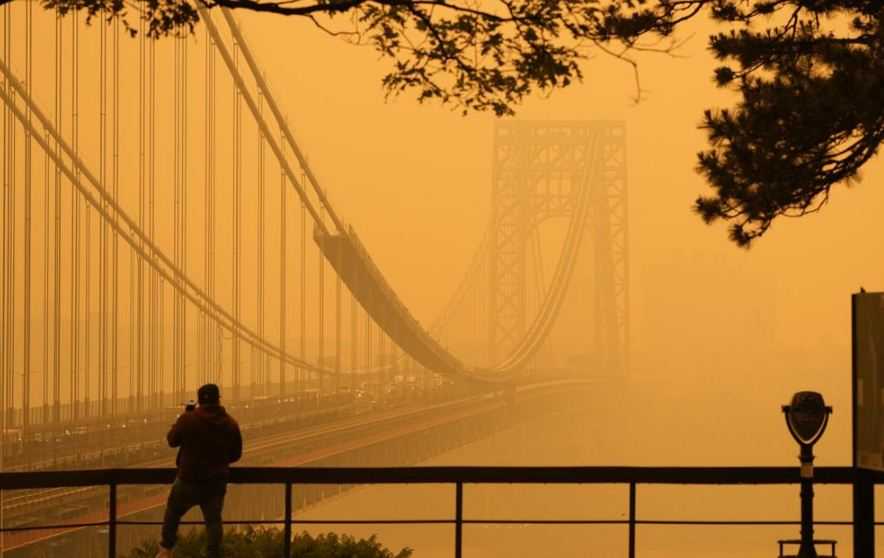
[1,387,387,473]
[0,379,593,553]
[2,385,487,514]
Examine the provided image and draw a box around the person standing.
[156,384,242,558]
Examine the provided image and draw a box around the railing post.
[108,480,117,558]
[283,481,293,558]
[454,481,463,558]
[628,481,636,558]
[853,469,874,558]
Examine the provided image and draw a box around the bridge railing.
[1,466,880,557]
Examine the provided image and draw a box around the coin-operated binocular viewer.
[778,391,835,558]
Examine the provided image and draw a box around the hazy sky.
[4,6,884,465]
[220,11,884,459]
[3,13,882,558]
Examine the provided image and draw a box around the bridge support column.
[488,122,628,375]
[489,125,530,365]
[454,481,463,558]
[853,469,874,558]
[284,481,293,558]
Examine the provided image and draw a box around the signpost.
[851,291,884,557]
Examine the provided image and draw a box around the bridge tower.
[488,121,628,375]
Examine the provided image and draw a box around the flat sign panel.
[853,292,884,470]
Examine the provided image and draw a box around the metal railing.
[1,466,881,557]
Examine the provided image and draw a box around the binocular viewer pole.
[782,391,832,558]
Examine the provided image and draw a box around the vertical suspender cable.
[365,308,372,393]
[300,191,306,394]
[1,0,5,437]
[83,75,91,418]
[198,48,206,390]
[71,12,80,421]
[257,87,265,396]
[173,36,180,402]
[335,271,341,392]
[6,0,16,430]
[129,218,135,413]
[350,289,357,391]
[1,0,11,435]
[335,238,341,392]
[474,257,479,361]
[176,34,187,401]
[393,342,400,393]
[84,187,90,417]
[179,34,184,401]
[6,0,12,430]
[53,10,62,424]
[318,203,325,393]
[1,0,7,519]
[149,34,157,407]
[176,33,186,402]
[42,104,49,427]
[182,37,188,400]
[98,17,107,418]
[159,278,164,403]
[173,33,187,403]
[207,35,215,386]
[379,322,386,390]
[112,17,120,416]
[482,256,487,366]
[126,42,136,414]
[23,0,33,431]
[279,122,286,396]
[202,34,208,386]
[136,14,145,413]
[81,17,90,417]
[233,40,241,401]
[203,29,212,386]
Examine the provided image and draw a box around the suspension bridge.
[0,3,627,554]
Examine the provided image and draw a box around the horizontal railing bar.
[2,466,881,489]
[464,520,845,525]
[634,520,852,526]
[116,520,454,526]
[0,518,867,533]
[119,520,292,526]
[0,522,111,532]
[281,520,626,525]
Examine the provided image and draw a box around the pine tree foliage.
[20,0,884,245]
[692,0,884,246]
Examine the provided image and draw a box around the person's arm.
[228,420,243,464]
[167,415,188,448]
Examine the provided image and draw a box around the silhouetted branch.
[28,0,884,245]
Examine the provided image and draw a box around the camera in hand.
[184,401,196,412]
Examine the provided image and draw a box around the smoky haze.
[1,5,884,558]
[238,10,883,466]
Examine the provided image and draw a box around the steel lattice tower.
[488,121,629,375]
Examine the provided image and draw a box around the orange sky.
[2,6,883,467]
[236,10,884,465]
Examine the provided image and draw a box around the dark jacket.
[167,404,242,482]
